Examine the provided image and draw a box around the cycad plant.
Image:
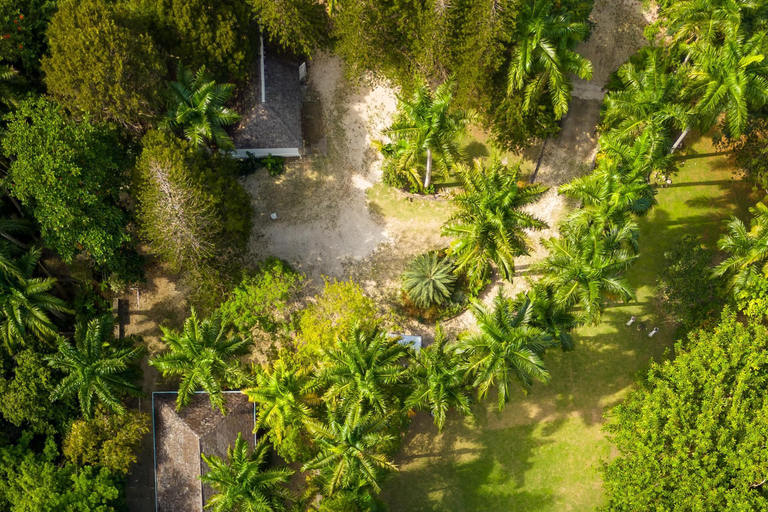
[442,157,548,288]
[402,252,456,309]
[507,0,593,119]
[459,290,556,410]
[47,316,145,419]
[378,80,473,190]
[405,325,472,431]
[713,202,768,294]
[161,63,240,150]
[201,434,293,512]
[149,309,252,412]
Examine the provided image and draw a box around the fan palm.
[161,63,240,150]
[712,202,768,293]
[535,225,637,324]
[459,290,556,410]
[378,80,473,189]
[302,410,398,495]
[47,317,145,419]
[315,324,408,419]
[405,326,472,431]
[149,309,252,413]
[507,0,593,119]
[402,252,456,309]
[201,434,293,512]
[244,358,315,445]
[442,157,548,287]
[0,247,72,354]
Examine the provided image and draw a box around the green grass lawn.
[381,134,761,512]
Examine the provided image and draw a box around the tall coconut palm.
[459,290,556,410]
[405,326,472,431]
[535,225,637,324]
[161,63,240,150]
[201,434,293,512]
[713,202,768,293]
[442,157,548,288]
[507,0,593,119]
[302,410,398,495]
[315,324,408,419]
[149,309,252,413]
[0,247,72,354]
[244,358,315,446]
[601,47,691,144]
[378,80,473,190]
[47,317,145,419]
[683,31,768,139]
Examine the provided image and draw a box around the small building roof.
[153,392,256,512]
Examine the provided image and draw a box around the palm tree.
[0,64,24,115]
[683,30,768,139]
[516,284,579,351]
[713,202,768,293]
[243,358,314,446]
[302,410,398,495]
[459,290,556,410]
[534,224,637,324]
[201,434,293,512]
[601,47,691,144]
[161,63,240,150]
[47,317,145,419]
[442,157,548,287]
[315,324,408,419]
[378,80,473,190]
[405,326,472,431]
[402,252,456,309]
[149,309,252,413]
[0,247,72,354]
[507,0,593,119]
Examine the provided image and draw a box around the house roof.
[153,392,256,512]
[233,43,304,153]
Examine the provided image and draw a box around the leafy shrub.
[63,409,150,474]
[655,235,726,329]
[260,154,285,177]
[402,252,456,309]
[722,116,768,191]
[220,258,305,334]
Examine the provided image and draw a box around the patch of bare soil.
[244,52,398,282]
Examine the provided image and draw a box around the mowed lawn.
[381,134,760,512]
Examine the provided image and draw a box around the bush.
[220,258,305,334]
[402,252,456,309]
[723,116,768,191]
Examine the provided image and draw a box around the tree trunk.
[670,127,691,155]
[423,148,433,190]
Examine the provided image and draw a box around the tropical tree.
[401,252,456,309]
[149,309,252,412]
[243,357,315,462]
[535,224,637,324]
[442,157,548,288]
[378,80,473,189]
[47,317,145,419]
[405,326,472,431]
[0,64,24,115]
[516,284,579,351]
[0,247,72,354]
[302,410,398,495]
[160,63,240,150]
[201,434,293,512]
[712,202,768,294]
[507,0,593,119]
[459,290,556,410]
[315,324,408,419]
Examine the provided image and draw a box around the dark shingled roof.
[233,45,303,151]
[153,392,255,512]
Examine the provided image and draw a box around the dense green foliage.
[43,0,166,127]
[443,158,548,288]
[401,252,456,310]
[249,0,328,56]
[0,0,57,78]
[713,202,768,295]
[2,97,140,283]
[150,309,252,412]
[729,116,768,190]
[602,309,768,511]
